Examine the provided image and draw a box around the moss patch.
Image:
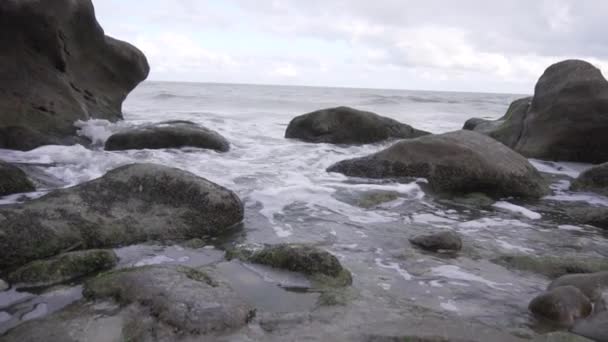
[8,249,118,287]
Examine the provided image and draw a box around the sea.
[1,82,607,339]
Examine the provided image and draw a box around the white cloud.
[273,64,299,77]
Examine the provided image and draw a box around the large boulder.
[285,106,429,144]
[548,271,608,302]
[0,0,149,150]
[567,206,608,229]
[0,163,243,270]
[327,130,548,198]
[7,249,118,288]
[528,286,593,326]
[0,161,35,196]
[105,121,230,152]
[571,163,608,196]
[464,60,608,163]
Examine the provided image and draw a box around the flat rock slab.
[328,130,548,198]
[0,163,243,270]
[285,106,429,144]
[105,121,230,152]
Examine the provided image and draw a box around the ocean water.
[1,82,608,338]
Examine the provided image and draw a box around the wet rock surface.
[285,106,429,144]
[7,249,118,289]
[528,286,592,326]
[493,255,608,279]
[464,60,608,163]
[0,163,244,269]
[327,130,548,198]
[409,231,463,252]
[0,0,149,150]
[0,161,35,197]
[105,120,230,152]
[572,162,608,196]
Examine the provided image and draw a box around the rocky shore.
[0,1,607,341]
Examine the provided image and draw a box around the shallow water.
[1,82,607,339]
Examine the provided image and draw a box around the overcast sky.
[94,0,608,94]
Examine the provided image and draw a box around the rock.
[493,255,608,279]
[285,106,429,144]
[351,190,400,209]
[83,265,254,335]
[227,244,352,287]
[0,279,8,291]
[0,161,35,196]
[0,163,243,270]
[548,271,608,302]
[0,0,149,150]
[572,311,608,342]
[463,60,608,163]
[327,130,548,198]
[567,206,608,229]
[409,231,462,252]
[7,249,118,288]
[572,163,608,196]
[528,286,592,326]
[105,121,230,152]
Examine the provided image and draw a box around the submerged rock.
[227,244,352,287]
[464,60,608,163]
[0,163,243,270]
[0,0,149,150]
[0,161,35,196]
[567,207,608,229]
[83,265,254,335]
[548,271,608,302]
[572,311,608,342]
[7,249,118,288]
[285,106,429,144]
[409,231,462,252]
[529,286,592,326]
[327,130,548,198]
[571,163,608,196]
[493,255,608,279]
[105,121,230,152]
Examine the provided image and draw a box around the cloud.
[92,0,608,93]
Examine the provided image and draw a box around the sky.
[93,0,608,94]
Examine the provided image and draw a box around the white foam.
[558,225,584,231]
[492,201,541,220]
[440,299,459,312]
[412,213,458,224]
[74,119,127,146]
[529,159,591,178]
[458,218,531,230]
[134,255,175,267]
[375,258,413,280]
[496,240,534,253]
[430,265,511,290]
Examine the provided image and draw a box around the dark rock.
[105,121,230,152]
[0,161,35,196]
[571,163,608,196]
[7,249,118,288]
[0,163,243,270]
[285,106,429,144]
[528,286,592,326]
[83,265,254,335]
[409,231,462,252]
[572,311,608,342]
[327,130,548,198]
[548,271,608,302]
[0,0,149,151]
[567,206,608,229]
[493,255,608,279]
[227,243,352,287]
[0,279,7,291]
[464,60,608,163]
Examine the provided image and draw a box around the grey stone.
[528,286,592,326]
[572,163,608,196]
[409,231,463,252]
[0,161,35,196]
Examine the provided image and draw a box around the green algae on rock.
[8,249,118,288]
[492,255,608,279]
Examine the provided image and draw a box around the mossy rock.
[353,191,400,209]
[493,255,608,279]
[227,243,352,287]
[7,249,118,288]
[0,161,35,197]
